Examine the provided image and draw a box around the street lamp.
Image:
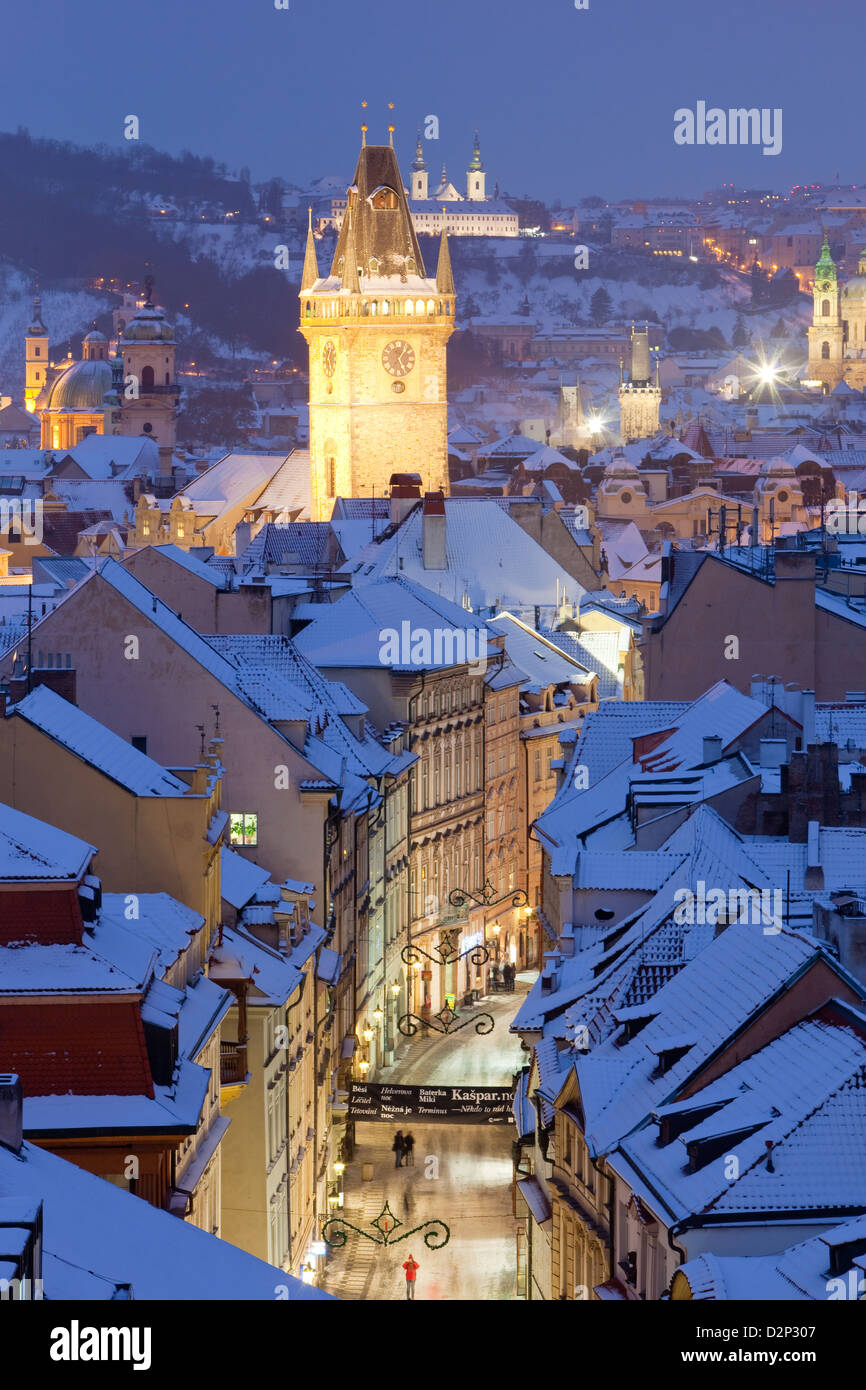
[358,1057,370,1075]
[372,1003,384,1026]
[333,1160,345,1176]
[362,1020,374,1043]
[391,980,401,998]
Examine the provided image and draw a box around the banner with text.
[348,1082,514,1124]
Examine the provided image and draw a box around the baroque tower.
[411,130,429,201]
[466,131,485,202]
[618,325,661,442]
[807,236,845,388]
[299,127,456,521]
[24,294,49,414]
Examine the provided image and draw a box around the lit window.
[230,813,258,846]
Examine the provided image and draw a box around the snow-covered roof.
[0,1136,331,1299]
[293,575,488,670]
[0,801,95,881]
[344,499,590,617]
[9,686,189,796]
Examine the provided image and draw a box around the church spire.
[815,232,837,284]
[412,129,427,172]
[301,208,320,292]
[341,198,361,294]
[436,217,454,295]
[468,130,483,173]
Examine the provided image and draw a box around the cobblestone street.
[318,977,533,1300]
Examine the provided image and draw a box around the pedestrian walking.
[392,1130,405,1168]
[403,1253,419,1299]
[403,1131,415,1166]
[505,961,515,992]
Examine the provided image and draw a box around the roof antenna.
[196,723,206,759]
[212,703,221,738]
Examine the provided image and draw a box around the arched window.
[371,187,399,210]
[406,299,414,315]
[371,301,378,316]
[427,299,435,314]
[416,299,425,315]
[141,365,155,392]
[821,298,830,317]
[382,301,390,315]
[164,372,170,385]
[361,301,369,316]
[821,341,830,359]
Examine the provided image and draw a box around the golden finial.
[388,101,395,147]
[361,99,368,146]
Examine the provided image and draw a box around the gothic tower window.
[821,299,830,316]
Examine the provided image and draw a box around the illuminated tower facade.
[299,128,456,521]
[618,325,661,442]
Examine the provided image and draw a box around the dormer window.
[371,187,399,210]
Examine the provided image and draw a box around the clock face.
[821,281,830,291]
[322,340,337,378]
[382,339,415,377]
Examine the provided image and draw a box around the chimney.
[422,491,446,570]
[389,472,422,527]
[802,689,816,746]
[234,519,252,558]
[540,949,563,993]
[805,819,823,889]
[702,735,723,764]
[0,1073,23,1153]
[759,738,786,769]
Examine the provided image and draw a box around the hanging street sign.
[348,1081,514,1124]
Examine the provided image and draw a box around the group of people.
[488,960,516,992]
[391,1130,415,1167]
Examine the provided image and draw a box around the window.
[821,299,830,317]
[141,365,155,392]
[230,812,258,846]
[534,750,541,781]
[822,342,830,359]
[325,456,336,497]
[372,187,399,210]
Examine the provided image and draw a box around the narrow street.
[318,976,533,1301]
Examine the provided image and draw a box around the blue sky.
[1,0,860,199]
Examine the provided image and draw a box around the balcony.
[220,1041,247,1086]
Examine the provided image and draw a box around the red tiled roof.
[0,889,83,946]
[0,1000,154,1097]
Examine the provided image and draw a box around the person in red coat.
[402,1253,419,1299]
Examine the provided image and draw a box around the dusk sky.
[2,0,862,200]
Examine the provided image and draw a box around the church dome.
[83,329,107,343]
[121,305,175,344]
[842,277,866,303]
[606,451,641,479]
[46,358,112,411]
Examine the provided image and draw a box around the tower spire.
[341,197,361,294]
[301,207,320,292]
[436,213,454,295]
[413,128,427,172]
[468,129,484,172]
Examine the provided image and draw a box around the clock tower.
[299,127,456,521]
[807,234,845,388]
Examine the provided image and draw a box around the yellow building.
[807,235,866,390]
[299,128,456,520]
[27,281,178,472]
